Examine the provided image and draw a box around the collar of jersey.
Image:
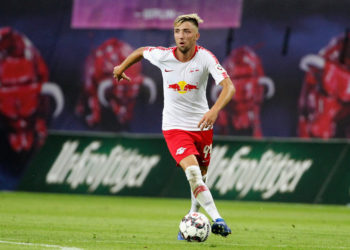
[172,45,198,63]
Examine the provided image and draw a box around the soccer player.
[113,13,235,238]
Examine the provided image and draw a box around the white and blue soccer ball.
[179,212,211,242]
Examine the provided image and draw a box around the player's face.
[174,21,200,54]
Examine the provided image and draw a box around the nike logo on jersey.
[164,69,174,72]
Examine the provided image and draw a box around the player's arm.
[198,77,235,130]
[113,47,145,81]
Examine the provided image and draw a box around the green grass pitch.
[0,192,349,249]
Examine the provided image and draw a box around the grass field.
[0,192,349,249]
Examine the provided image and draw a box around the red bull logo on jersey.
[168,81,198,94]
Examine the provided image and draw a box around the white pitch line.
[0,240,83,250]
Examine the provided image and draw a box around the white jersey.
[143,45,228,131]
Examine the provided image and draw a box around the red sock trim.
[193,185,208,198]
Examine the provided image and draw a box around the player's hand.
[198,109,218,131]
[113,66,131,82]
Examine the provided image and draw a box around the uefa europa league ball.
[179,212,211,242]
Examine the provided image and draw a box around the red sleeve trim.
[222,72,229,79]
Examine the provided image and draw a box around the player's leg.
[196,164,232,237]
[180,157,231,236]
[202,166,232,236]
[179,156,219,220]
[189,167,207,213]
[162,130,200,239]
[162,130,230,237]
[194,129,232,237]
[178,156,231,238]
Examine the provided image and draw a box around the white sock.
[189,174,207,213]
[185,165,221,221]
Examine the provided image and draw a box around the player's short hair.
[174,13,204,29]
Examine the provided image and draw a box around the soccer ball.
[179,212,211,242]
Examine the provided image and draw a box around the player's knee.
[185,165,203,187]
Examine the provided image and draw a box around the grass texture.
[0,192,349,249]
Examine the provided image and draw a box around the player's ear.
[196,32,200,41]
